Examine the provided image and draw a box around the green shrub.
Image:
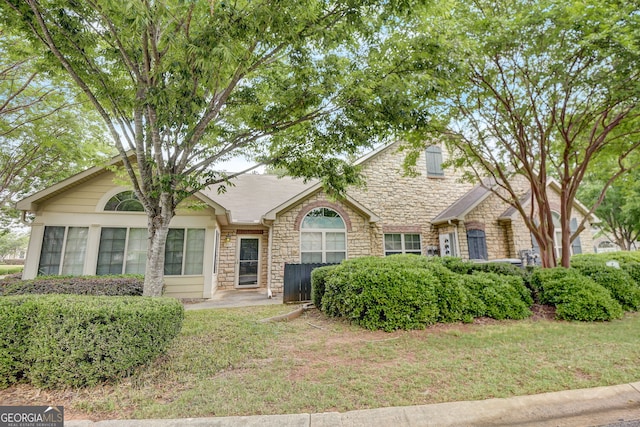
[544,276,624,321]
[0,295,184,389]
[436,257,475,275]
[426,262,479,323]
[1,275,144,296]
[530,267,582,304]
[462,272,532,320]
[311,265,338,308]
[322,259,440,331]
[571,263,640,311]
[320,256,534,330]
[573,252,640,287]
[0,296,37,388]
[0,265,23,275]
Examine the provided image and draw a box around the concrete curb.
[66,382,640,426]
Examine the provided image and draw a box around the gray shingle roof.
[201,174,316,224]
[431,178,496,225]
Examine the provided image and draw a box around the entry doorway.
[236,236,260,288]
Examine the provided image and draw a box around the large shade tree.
[0,29,110,230]
[579,159,640,252]
[3,0,435,295]
[403,0,640,267]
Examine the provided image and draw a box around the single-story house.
[17,142,596,298]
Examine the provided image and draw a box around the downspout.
[448,219,460,257]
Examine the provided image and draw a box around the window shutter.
[467,229,488,260]
[570,218,582,255]
[426,146,444,177]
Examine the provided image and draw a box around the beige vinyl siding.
[40,171,211,217]
[41,172,119,213]
[164,276,206,298]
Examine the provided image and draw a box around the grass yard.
[2,304,640,421]
[0,265,23,275]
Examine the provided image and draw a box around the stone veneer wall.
[216,226,270,290]
[346,143,475,258]
[269,192,374,292]
[463,192,516,260]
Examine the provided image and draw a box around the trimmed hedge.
[572,252,640,287]
[570,263,640,311]
[462,272,532,320]
[311,265,338,308]
[0,295,184,389]
[322,262,440,331]
[0,275,144,296]
[543,276,623,321]
[320,255,533,331]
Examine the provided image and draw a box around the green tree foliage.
[403,0,640,268]
[0,230,28,261]
[579,166,640,251]
[0,30,111,228]
[2,0,433,295]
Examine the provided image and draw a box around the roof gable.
[432,178,496,225]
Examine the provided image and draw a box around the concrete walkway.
[66,382,640,426]
[184,289,284,310]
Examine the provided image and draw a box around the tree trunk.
[560,215,572,268]
[142,195,175,297]
[538,239,557,268]
[143,221,169,297]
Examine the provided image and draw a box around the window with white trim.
[553,213,563,258]
[104,191,144,212]
[300,207,346,263]
[38,226,89,275]
[552,213,582,258]
[384,233,422,256]
[96,227,205,275]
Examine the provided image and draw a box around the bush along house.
[17,142,596,298]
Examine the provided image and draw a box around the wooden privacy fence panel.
[283,263,335,303]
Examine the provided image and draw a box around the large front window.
[38,226,88,275]
[384,233,422,256]
[300,207,346,263]
[96,227,205,275]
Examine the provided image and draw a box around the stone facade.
[268,192,374,291]
[216,142,597,293]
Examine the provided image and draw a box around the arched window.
[104,191,144,212]
[300,207,346,263]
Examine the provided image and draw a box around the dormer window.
[104,191,144,212]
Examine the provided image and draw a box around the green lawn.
[0,265,23,275]
[6,305,640,420]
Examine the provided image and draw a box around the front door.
[237,237,260,287]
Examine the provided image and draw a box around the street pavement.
[68,291,640,426]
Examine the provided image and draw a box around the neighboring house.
[16,142,596,298]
